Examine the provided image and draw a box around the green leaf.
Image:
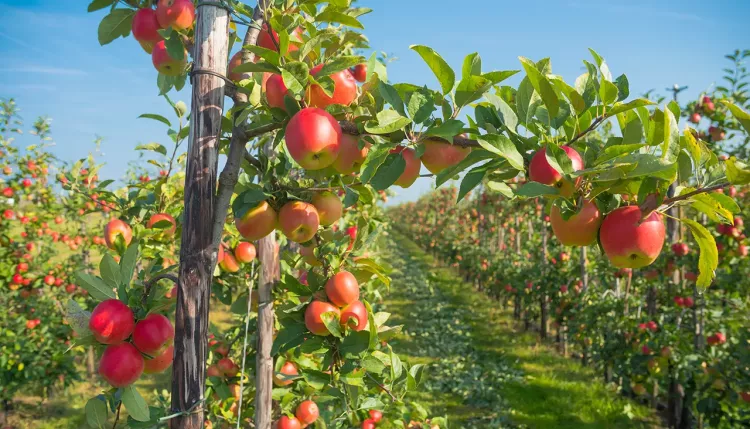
[98,9,134,46]
[137,114,171,127]
[364,110,412,134]
[515,77,539,125]
[487,95,518,132]
[85,398,108,428]
[455,75,493,110]
[482,70,519,85]
[232,187,267,220]
[370,153,406,191]
[457,165,487,202]
[423,119,463,141]
[164,32,185,61]
[688,192,734,223]
[74,271,116,301]
[462,53,482,78]
[435,149,494,187]
[321,311,343,339]
[546,144,573,175]
[241,45,280,66]
[407,88,435,124]
[360,145,391,184]
[232,61,281,75]
[317,56,366,77]
[281,69,305,96]
[614,74,629,101]
[366,51,387,83]
[550,77,585,114]
[475,134,524,171]
[343,186,359,208]
[662,108,680,162]
[607,99,655,116]
[122,386,150,422]
[378,81,406,116]
[682,219,717,290]
[410,45,455,95]
[599,80,619,106]
[87,0,116,12]
[340,331,370,358]
[720,100,750,134]
[725,157,750,185]
[486,180,514,197]
[315,10,364,29]
[516,182,559,198]
[518,56,558,119]
[683,128,703,167]
[135,143,168,156]
[99,254,121,289]
[594,143,645,165]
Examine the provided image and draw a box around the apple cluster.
[130,0,195,76]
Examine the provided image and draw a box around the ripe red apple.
[311,192,343,226]
[285,108,342,170]
[740,392,750,403]
[346,225,357,251]
[235,200,277,241]
[369,410,383,423]
[550,199,601,246]
[361,419,376,429]
[147,213,177,236]
[332,134,369,174]
[219,249,241,273]
[89,299,135,344]
[708,126,725,141]
[274,361,299,386]
[340,300,367,331]
[234,242,256,263]
[600,206,665,268]
[156,0,195,30]
[104,219,133,250]
[226,51,249,82]
[390,146,421,188]
[207,365,222,378]
[307,64,358,108]
[133,313,174,355]
[99,343,144,387]
[264,73,290,110]
[689,112,701,124]
[528,145,583,197]
[278,201,320,243]
[217,358,239,377]
[295,400,319,425]
[132,8,163,53]
[420,138,471,174]
[304,300,340,336]
[276,416,301,429]
[144,344,174,373]
[707,332,726,346]
[152,40,187,76]
[671,242,689,257]
[257,23,302,54]
[43,275,55,286]
[351,64,367,82]
[325,271,360,307]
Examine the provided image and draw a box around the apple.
[369,410,383,423]
[227,51,246,82]
[99,343,144,387]
[312,192,343,226]
[234,242,256,263]
[390,146,421,188]
[274,361,299,386]
[599,206,665,268]
[346,225,357,250]
[420,138,471,174]
[43,275,55,286]
[740,392,750,403]
[207,365,222,378]
[217,358,239,377]
[132,8,163,53]
[361,419,376,429]
[264,73,290,110]
[89,299,135,344]
[144,344,174,373]
[709,126,725,141]
[278,201,320,243]
[332,134,369,174]
[689,112,701,124]
[671,242,689,257]
[351,64,367,82]
[133,313,174,355]
[707,332,726,346]
[235,200,277,241]
[285,108,342,170]
[300,245,321,266]
[276,416,301,429]
[147,213,177,236]
[156,0,195,31]
[219,248,241,273]
[528,145,583,197]
[304,300,340,336]
[550,199,601,246]
[325,271,360,307]
[340,300,367,331]
[307,64,358,108]
[295,400,319,425]
[257,23,302,53]
[152,40,187,76]
[104,219,133,250]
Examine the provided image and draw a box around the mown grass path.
[383,230,662,429]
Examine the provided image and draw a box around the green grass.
[383,230,662,429]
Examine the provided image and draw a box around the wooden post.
[170,4,229,428]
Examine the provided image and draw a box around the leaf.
[720,100,750,134]
[689,192,734,223]
[320,311,343,339]
[482,70,519,85]
[423,119,464,141]
[607,99,655,116]
[475,134,524,171]
[281,69,305,96]
[343,186,359,208]
[486,180,514,197]
[364,110,412,134]
[725,157,750,185]
[87,0,116,12]
[662,108,680,163]
[682,219,717,290]
[378,81,406,116]
[516,77,539,125]
[340,331,370,358]
[614,74,629,101]
[455,75,493,109]
[519,56,558,119]
[595,143,645,165]
[516,182,559,198]
[360,145,391,184]
[99,254,121,289]
[98,9,134,46]
[75,271,116,301]
[137,114,171,127]
[599,80,619,106]
[683,128,703,167]
[457,165,487,202]
[232,61,281,75]
[135,143,168,156]
[435,149,494,187]
[407,88,435,124]
[370,153,406,191]
[242,45,280,66]
[232,188,267,220]
[85,397,108,428]
[410,45,455,95]
[462,52,482,78]
[164,31,185,61]
[65,300,91,336]
[173,101,188,118]
[315,10,364,29]
[488,95,519,132]
[318,56,366,77]
[550,77,585,114]
[122,386,150,422]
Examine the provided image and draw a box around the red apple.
[227,51,245,82]
[234,242,256,263]
[89,299,135,344]
[707,332,726,346]
[207,365,222,378]
[390,146,421,188]
[219,249,241,273]
[369,410,383,423]
[550,199,601,246]
[132,8,163,53]
[235,200,277,241]
[307,64,358,108]
[104,219,133,250]
[285,108,342,170]
[600,206,665,268]
[152,40,187,76]
[99,343,144,387]
[217,358,239,377]
[156,0,195,31]
[144,344,174,373]
[340,300,367,331]
[332,134,369,174]
[671,242,689,257]
[133,313,174,355]
[311,192,343,226]
[689,112,701,124]
[257,23,302,54]
[147,213,177,236]
[276,416,301,429]
[304,300,340,336]
[295,400,319,425]
[528,145,583,197]
[265,73,290,110]
[420,138,471,174]
[361,419,376,429]
[278,201,320,243]
[274,361,299,386]
[351,64,367,82]
[325,271,360,307]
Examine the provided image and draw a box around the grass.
[382,230,662,429]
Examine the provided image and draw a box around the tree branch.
[639,182,731,216]
[568,115,605,145]
[366,372,397,402]
[142,273,180,306]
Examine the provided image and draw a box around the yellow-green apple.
[99,343,144,387]
[132,8,163,54]
[391,146,421,188]
[306,64,358,108]
[304,300,340,336]
[273,361,299,386]
[264,73,290,110]
[285,108,341,170]
[132,313,174,355]
[599,206,665,268]
[325,271,360,307]
[278,201,320,243]
[332,134,369,174]
[529,145,583,197]
[152,40,187,76]
[234,242,256,263]
[257,23,302,54]
[156,0,195,31]
[420,138,471,174]
[350,64,367,82]
[235,200,277,241]
[300,245,321,266]
[143,344,173,373]
[311,192,343,226]
[147,212,177,236]
[104,219,133,250]
[89,299,135,344]
[340,300,367,331]
[550,199,602,246]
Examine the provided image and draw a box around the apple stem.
[112,401,122,429]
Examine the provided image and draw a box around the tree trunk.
[170,5,229,428]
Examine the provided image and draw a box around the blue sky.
[1,0,748,205]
